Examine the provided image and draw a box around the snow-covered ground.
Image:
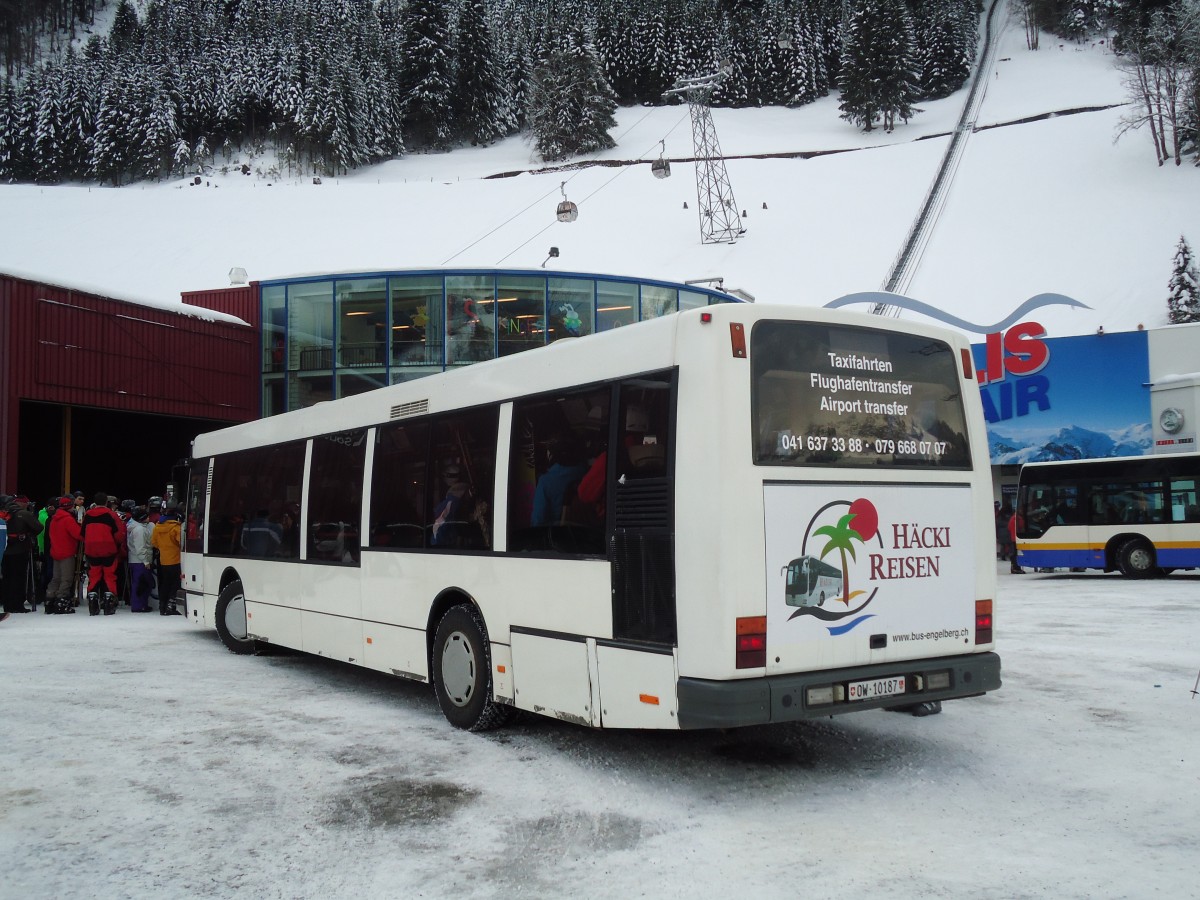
[1,8,1197,339]
[1,563,1197,899]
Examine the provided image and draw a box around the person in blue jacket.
[532,434,587,527]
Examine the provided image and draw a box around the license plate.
[847,675,907,701]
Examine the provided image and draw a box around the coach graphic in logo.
[784,498,883,634]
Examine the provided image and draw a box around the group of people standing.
[0,492,183,622]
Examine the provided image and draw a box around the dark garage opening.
[17,401,232,504]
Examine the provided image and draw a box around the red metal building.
[0,273,258,504]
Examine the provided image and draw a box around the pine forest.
[0,0,1194,186]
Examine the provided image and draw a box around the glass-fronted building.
[259,268,743,415]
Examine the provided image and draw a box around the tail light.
[975,599,993,644]
[736,615,766,668]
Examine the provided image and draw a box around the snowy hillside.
[0,7,1197,340]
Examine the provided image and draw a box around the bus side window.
[429,408,498,551]
[368,421,429,550]
[616,376,673,482]
[507,387,609,554]
[307,429,367,564]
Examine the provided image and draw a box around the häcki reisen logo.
[784,497,951,635]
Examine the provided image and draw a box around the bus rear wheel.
[215,580,259,655]
[1116,539,1156,579]
[432,605,512,732]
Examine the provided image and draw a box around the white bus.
[782,555,842,607]
[1015,452,1200,577]
[181,303,1000,730]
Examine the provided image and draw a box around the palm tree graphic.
[814,513,863,605]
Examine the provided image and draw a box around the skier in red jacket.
[46,497,82,614]
[82,492,126,615]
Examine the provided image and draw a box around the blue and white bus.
[1015,452,1200,577]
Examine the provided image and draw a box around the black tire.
[432,605,512,732]
[214,580,258,655]
[1116,539,1156,579]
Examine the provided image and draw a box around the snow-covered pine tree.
[631,0,676,104]
[396,0,456,151]
[838,0,882,130]
[675,0,721,84]
[1168,234,1200,323]
[593,0,639,104]
[32,64,65,183]
[838,0,921,132]
[57,46,99,181]
[139,67,180,180]
[0,77,17,182]
[10,66,41,181]
[527,23,618,162]
[108,0,144,58]
[173,137,191,176]
[642,0,687,102]
[92,70,134,185]
[193,134,211,171]
[915,0,977,100]
[740,0,782,107]
[456,0,509,146]
[875,0,921,131]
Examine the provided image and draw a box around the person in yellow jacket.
[151,500,183,616]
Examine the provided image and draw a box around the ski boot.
[102,592,117,616]
[55,596,76,615]
[87,592,100,616]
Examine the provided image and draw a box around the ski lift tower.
[664,69,745,245]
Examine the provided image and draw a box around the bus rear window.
[752,321,971,469]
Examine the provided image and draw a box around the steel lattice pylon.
[665,72,745,245]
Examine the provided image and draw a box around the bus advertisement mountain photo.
[971,327,1151,464]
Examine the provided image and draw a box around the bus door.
[608,374,677,646]
[180,457,210,619]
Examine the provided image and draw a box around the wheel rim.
[440,631,477,707]
[224,593,248,640]
[1129,547,1153,572]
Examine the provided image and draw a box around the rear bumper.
[676,652,1001,730]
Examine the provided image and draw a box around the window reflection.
[391,276,444,368]
[262,285,286,373]
[260,272,739,414]
[446,275,496,365]
[641,284,677,320]
[548,278,594,343]
[597,281,637,332]
[497,275,546,357]
[337,278,387,369]
[287,281,334,411]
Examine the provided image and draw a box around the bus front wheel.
[432,605,512,732]
[215,580,258,655]
[1116,539,1156,579]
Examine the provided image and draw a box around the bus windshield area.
[751,321,971,469]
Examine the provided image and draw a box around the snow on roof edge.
[1,266,249,326]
